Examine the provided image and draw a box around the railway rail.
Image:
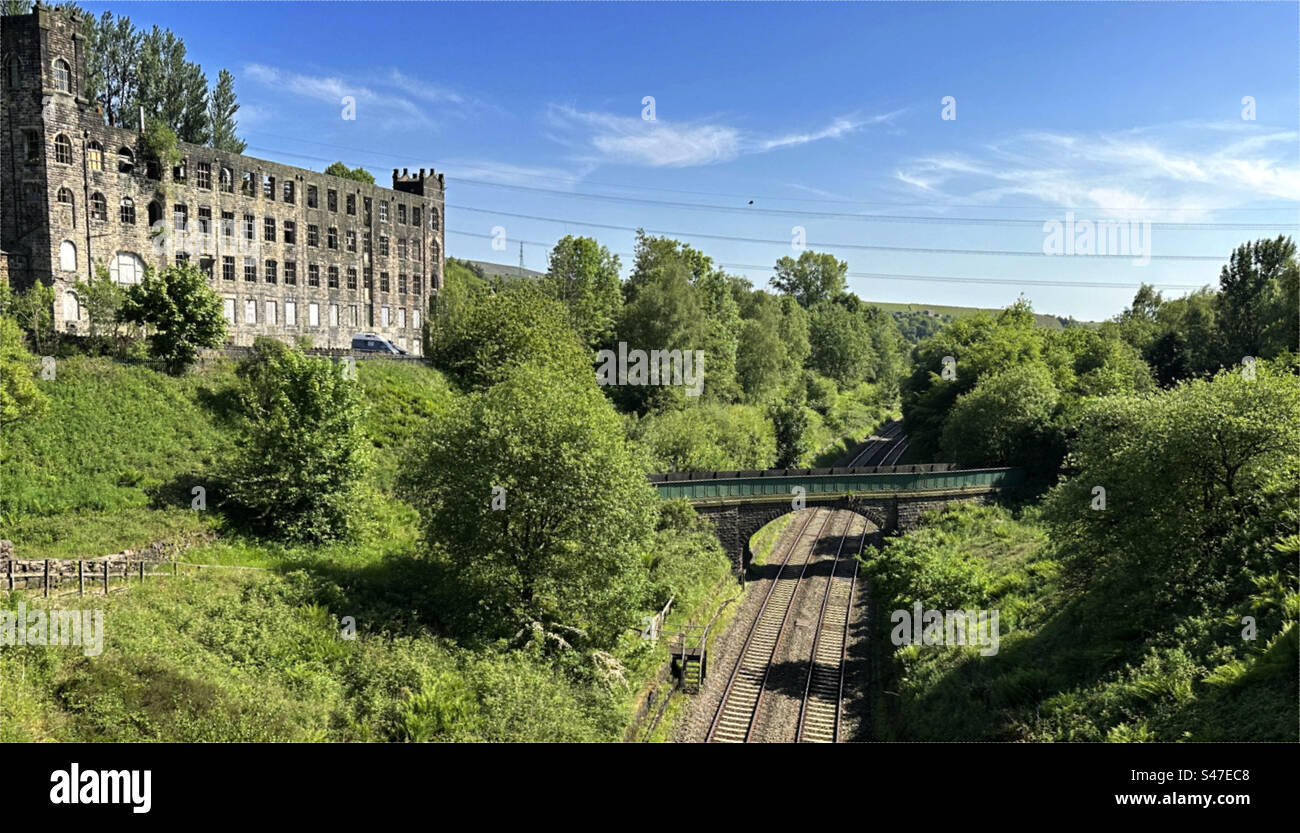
[878,437,910,466]
[796,516,866,743]
[846,420,905,467]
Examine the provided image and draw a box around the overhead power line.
[451,203,1294,232]
[447,209,1238,259]
[243,130,1300,215]
[443,174,1300,220]
[446,229,1208,292]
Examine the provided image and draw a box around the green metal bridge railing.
[648,464,1024,502]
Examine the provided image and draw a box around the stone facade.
[1,6,444,354]
[693,492,992,570]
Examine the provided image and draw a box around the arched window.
[429,207,440,230]
[5,56,19,89]
[117,146,134,174]
[119,196,136,225]
[53,58,71,93]
[87,141,104,172]
[219,166,234,193]
[110,252,145,285]
[89,192,107,221]
[147,200,163,227]
[63,291,80,326]
[24,130,40,163]
[59,240,77,272]
[54,134,72,165]
[56,188,75,225]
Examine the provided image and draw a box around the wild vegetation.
[866,236,1299,741]
[1,227,1293,741]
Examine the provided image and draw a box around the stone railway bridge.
[648,464,1024,569]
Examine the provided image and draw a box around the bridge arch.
[744,502,887,572]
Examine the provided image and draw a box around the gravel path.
[671,508,878,743]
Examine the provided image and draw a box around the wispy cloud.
[894,125,1300,220]
[440,158,597,188]
[241,63,491,129]
[546,105,898,168]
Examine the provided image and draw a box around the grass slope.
[863,504,1298,741]
[0,354,730,741]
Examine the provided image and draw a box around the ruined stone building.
[1,5,444,354]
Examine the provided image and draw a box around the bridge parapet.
[649,466,1023,504]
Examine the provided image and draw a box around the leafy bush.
[223,339,369,543]
[400,360,655,648]
[0,316,48,427]
[118,262,226,374]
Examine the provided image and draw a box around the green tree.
[134,25,209,145]
[118,262,227,374]
[429,283,589,392]
[424,257,490,358]
[901,301,1045,457]
[1045,361,1298,614]
[208,68,245,153]
[634,402,777,471]
[770,250,847,308]
[87,10,141,127]
[400,362,655,647]
[1217,236,1297,361]
[808,301,875,387]
[770,402,811,467]
[542,235,622,349]
[4,282,56,355]
[0,316,48,427]
[223,339,369,543]
[616,258,709,412]
[72,263,126,342]
[735,297,790,401]
[140,117,182,173]
[323,161,376,185]
[940,363,1060,470]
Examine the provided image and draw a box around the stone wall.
[0,538,181,594]
[693,492,992,570]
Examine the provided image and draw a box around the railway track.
[846,420,905,467]
[878,437,910,466]
[796,516,866,743]
[707,508,850,743]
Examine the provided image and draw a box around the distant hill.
[867,301,1087,331]
[462,259,544,280]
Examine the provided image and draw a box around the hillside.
[867,301,1082,330]
[461,259,544,280]
[0,353,730,741]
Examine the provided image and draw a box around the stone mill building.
[1,4,444,354]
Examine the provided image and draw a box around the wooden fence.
[1,557,266,600]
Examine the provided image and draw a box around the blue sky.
[90,1,1299,320]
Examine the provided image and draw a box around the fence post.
[78,560,85,597]
[6,559,12,593]
[103,560,109,594]
[139,560,145,583]
[174,560,179,578]
[43,559,50,598]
